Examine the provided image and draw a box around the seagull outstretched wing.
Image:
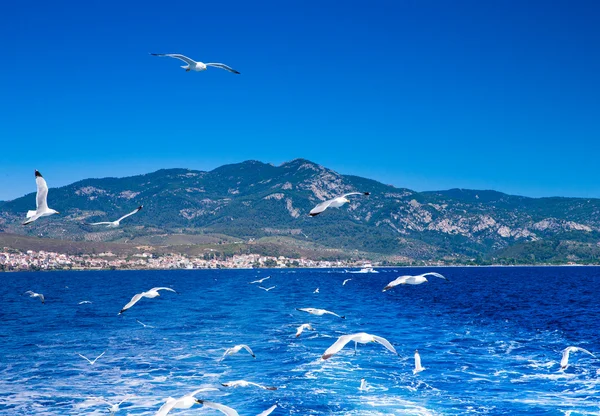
[151,53,197,66]
[205,63,241,74]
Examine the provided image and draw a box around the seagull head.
[195,399,203,405]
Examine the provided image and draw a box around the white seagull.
[23,170,59,225]
[91,396,131,415]
[151,53,240,74]
[383,272,447,291]
[258,285,276,292]
[297,307,345,319]
[220,344,255,362]
[295,323,314,338]
[359,378,367,391]
[155,388,219,416]
[249,276,271,284]
[342,279,352,286]
[413,349,425,374]
[136,319,155,328]
[309,192,370,217]
[78,300,92,305]
[89,206,143,228]
[313,288,319,293]
[221,380,277,390]
[560,346,595,370]
[197,401,277,416]
[77,351,106,365]
[119,287,177,314]
[24,290,45,304]
[322,332,397,360]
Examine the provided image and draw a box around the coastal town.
[0,248,362,272]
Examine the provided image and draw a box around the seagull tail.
[180,65,190,70]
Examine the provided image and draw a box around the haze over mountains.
[1,159,599,264]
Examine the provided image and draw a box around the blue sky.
[1,0,599,201]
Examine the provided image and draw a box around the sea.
[0,267,599,415]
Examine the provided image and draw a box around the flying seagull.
[359,378,367,391]
[24,290,45,304]
[313,288,319,293]
[258,285,276,292]
[77,351,106,365]
[309,192,370,217]
[296,307,345,319]
[197,401,277,416]
[413,349,425,374]
[560,346,595,370]
[383,272,447,291]
[221,380,277,390]
[295,323,314,338]
[342,279,352,286]
[150,53,240,74]
[249,276,271,284]
[321,332,397,360]
[89,206,143,228]
[118,287,177,315]
[220,344,255,362]
[78,300,92,305]
[23,170,59,225]
[136,319,154,328]
[155,388,219,416]
[90,396,131,415]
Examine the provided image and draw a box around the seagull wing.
[115,206,142,223]
[35,172,49,212]
[247,381,277,390]
[372,335,397,355]
[151,53,197,66]
[324,310,343,318]
[77,353,94,365]
[119,292,144,314]
[205,63,240,74]
[198,400,240,416]
[383,276,409,291]
[241,345,255,357]
[309,199,335,216]
[342,192,370,198]
[151,287,177,293]
[155,397,178,416]
[91,351,106,364]
[571,347,595,357]
[322,334,354,359]
[89,222,113,225]
[422,272,447,280]
[256,404,277,416]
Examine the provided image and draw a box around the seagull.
[221,380,277,390]
[359,379,367,391]
[77,351,106,365]
[150,53,240,74]
[249,276,271,284]
[91,396,131,415]
[383,272,447,291]
[322,332,397,360]
[155,388,219,416]
[118,287,177,314]
[296,307,345,319]
[78,300,92,305]
[560,346,595,370]
[313,288,319,293]
[136,319,154,328]
[220,344,255,362]
[342,279,352,286]
[413,349,425,374]
[24,290,45,304]
[23,170,59,225]
[197,401,277,416]
[295,323,314,338]
[89,206,143,228]
[258,285,276,292]
[309,192,370,217]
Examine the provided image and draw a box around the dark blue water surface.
[1,267,599,415]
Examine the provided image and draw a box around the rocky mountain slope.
[2,159,599,262]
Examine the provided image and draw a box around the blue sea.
[1,267,599,415]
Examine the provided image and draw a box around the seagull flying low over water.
[322,332,397,360]
[220,344,255,362]
[78,300,92,305]
[91,396,131,415]
[23,170,59,225]
[118,287,177,314]
[221,380,277,390]
[249,276,271,284]
[342,279,352,286]
[560,346,595,369]
[359,379,367,391]
[383,272,447,291]
[413,349,425,374]
[77,351,106,365]
[89,206,143,228]
[258,285,276,292]
[197,401,277,416]
[297,307,345,319]
[155,388,219,416]
[150,53,240,74]
[24,290,45,304]
[314,288,320,293]
[309,192,370,217]
[295,323,314,337]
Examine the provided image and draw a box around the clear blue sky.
[1,0,599,201]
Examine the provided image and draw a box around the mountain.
[2,159,600,264]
